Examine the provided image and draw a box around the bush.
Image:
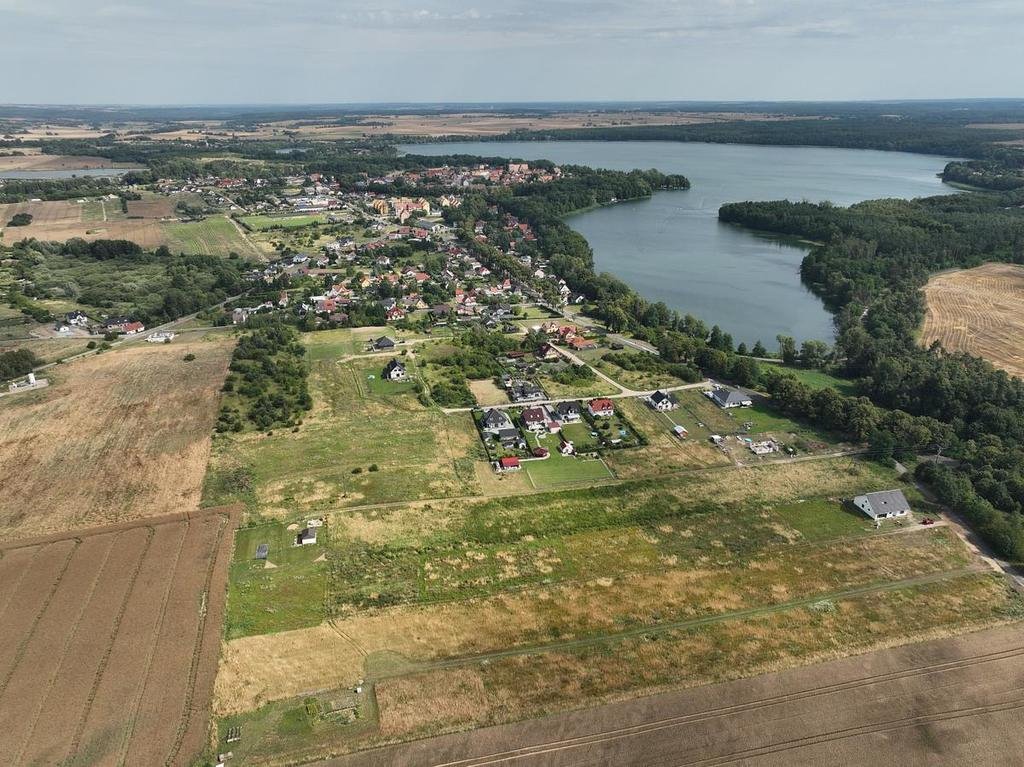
[368,464,379,472]
[183,353,196,362]
[6,212,32,227]
[352,467,363,474]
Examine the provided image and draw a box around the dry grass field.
[0,153,133,172]
[0,338,233,541]
[0,199,170,248]
[323,622,1024,767]
[921,263,1024,379]
[0,506,237,767]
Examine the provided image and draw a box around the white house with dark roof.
[853,490,911,520]
[706,387,753,409]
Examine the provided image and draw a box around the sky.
[1,0,1022,104]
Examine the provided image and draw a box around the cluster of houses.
[361,162,561,191]
[481,397,624,471]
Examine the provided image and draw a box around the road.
[318,622,1024,767]
[440,380,709,414]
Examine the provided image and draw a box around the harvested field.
[0,153,133,172]
[921,263,1024,379]
[0,338,233,540]
[321,621,1024,767]
[0,506,237,767]
[0,199,170,248]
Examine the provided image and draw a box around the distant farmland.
[921,262,1024,379]
[0,506,237,767]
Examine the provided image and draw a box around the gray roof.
[255,543,269,559]
[860,490,910,511]
[481,409,512,429]
[651,390,677,405]
[712,388,751,407]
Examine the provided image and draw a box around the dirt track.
[0,506,237,767]
[320,623,1024,766]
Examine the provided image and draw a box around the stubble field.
[921,262,1024,379]
[0,506,237,767]
[0,338,233,541]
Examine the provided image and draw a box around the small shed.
[296,527,318,546]
[255,543,269,560]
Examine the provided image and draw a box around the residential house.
[373,336,396,351]
[588,398,615,418]
[508,380,545,403]
[385,306,406,321]
[480,408,514,434]
[554,401,581,423]
[521,406,548,432]
[648,390,679,411]
[853,490,911,521]
[383,358,407,381]
[707,387,753,409]
[495,456,521,473]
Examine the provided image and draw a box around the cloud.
[0,0,1021,103]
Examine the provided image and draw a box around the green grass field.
[240,213,329,231]
[772,365,859,396]
[162,215,263,258]
[771,498,876,541]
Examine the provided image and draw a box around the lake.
[0,168,137,180]
[401,140,955,346]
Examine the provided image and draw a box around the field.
[0,152,133,171]
[0,506,237,767]
[163,214,264,258]
[0,337,91,364]
[209,441,1022,764]
[203,337,480,517]
[0,337,233,541]
[921,263,1024,379]
[0,198,169,248]
[325,622,1024,767]
[240,213,330,231]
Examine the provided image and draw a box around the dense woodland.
[218,319,312,431]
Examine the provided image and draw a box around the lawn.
[772,364,858,396]
[162,214,263,258]
[770,498,875,541]
[524,450,613,488]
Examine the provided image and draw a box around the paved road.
[317,623,1024,767]
[440,381,709,414]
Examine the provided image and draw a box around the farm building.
[383,358,407,381]
[495,456,521,473]
[588,398,615,418]
[707,387,753,409]
[296,527,318,545]
[648,390,679,411]
[853,490,911,520]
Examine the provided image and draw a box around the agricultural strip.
[0,506,237,767]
